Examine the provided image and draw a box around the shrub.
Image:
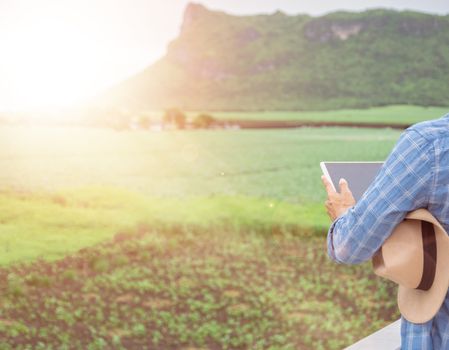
[88,256,109,273]
[6,274,26,297]
[192,114,215,129]
[25,273,52,288]
[163,108,186,129]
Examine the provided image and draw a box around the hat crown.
[373,219,424,289]
[372,209,449,324]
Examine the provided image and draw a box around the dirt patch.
[216,119,409,130]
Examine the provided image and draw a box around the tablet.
[320,161,384,202]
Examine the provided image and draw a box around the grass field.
[0,125,401,201]
[0,125,402,264]
[0,124,404,348]
[0,189,327,266]
[189,105,448,124]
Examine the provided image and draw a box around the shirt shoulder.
[405,113,449,143]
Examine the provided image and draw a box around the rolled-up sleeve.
[327,129,435,265]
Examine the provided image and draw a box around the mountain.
[100,3,449,111]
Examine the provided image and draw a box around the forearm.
[327,206,381,264]
[325,130,434,265]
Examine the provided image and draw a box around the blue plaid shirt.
[327,113,449,349]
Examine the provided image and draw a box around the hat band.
[417,221,437,291]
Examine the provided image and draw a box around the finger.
[321,175,336,194]
[339,178,351,194]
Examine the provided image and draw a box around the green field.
[0,124,403,349]
[189,105,448,124]
[0,189,329,266]
[0,125,401,201]
[0,125,403,263]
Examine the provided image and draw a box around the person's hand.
[321,176,356,221]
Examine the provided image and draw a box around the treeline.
[107,108,218,131]
[161,108,216,129]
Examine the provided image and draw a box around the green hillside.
[101,3,449,111]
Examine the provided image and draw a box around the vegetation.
[21,105,443,129]
[0,126,401,202]
[0,123,403,264]
[103,4,449,111]
[192,113,216,128]
[0,124,408,348]
[0,189,326,266]
[206,105,448,125]
[163,108,186,129]
[0,218,398,349]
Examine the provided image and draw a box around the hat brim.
[398,209,449,324]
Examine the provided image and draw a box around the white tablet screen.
[321,162,384,202]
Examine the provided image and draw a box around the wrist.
[336,205,352,218]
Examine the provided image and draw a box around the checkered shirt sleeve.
[327,129,435,265]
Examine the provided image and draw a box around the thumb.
[339,178,350,193]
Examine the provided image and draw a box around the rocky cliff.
[101,3,449,110]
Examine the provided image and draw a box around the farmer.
[321,113,449,349]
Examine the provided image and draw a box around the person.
[321,113,449,350]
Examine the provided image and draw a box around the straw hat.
[372,208,449,324]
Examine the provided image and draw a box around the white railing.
[344,319,401,350]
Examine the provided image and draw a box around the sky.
[1,0,448,111]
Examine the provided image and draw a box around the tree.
[163,108,186,129]
[192,114,215,129]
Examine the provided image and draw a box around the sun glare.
[3,10,129,112]
[9,19,109,111]
[0,1,179,113]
